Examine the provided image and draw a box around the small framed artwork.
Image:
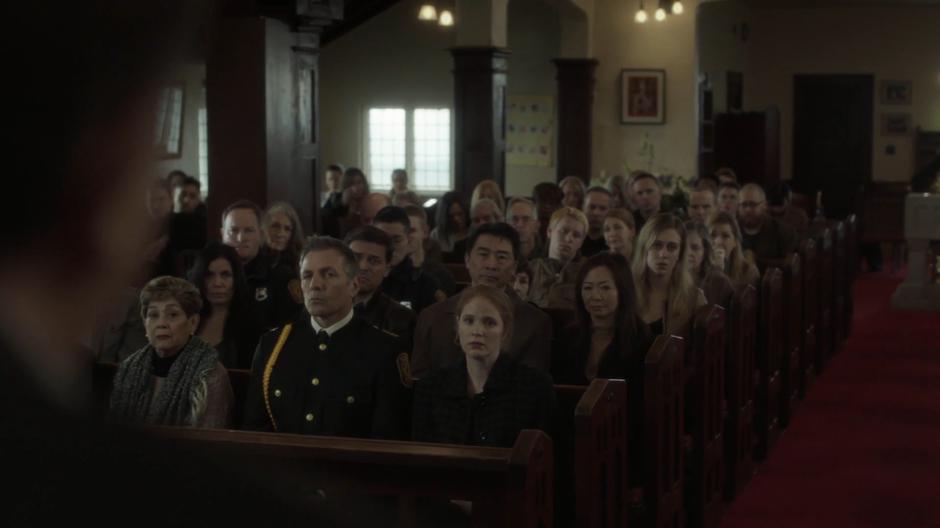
[621,69,666,124]
[881,113,912,136]
[881,80,912,105]
[154,83,185,159]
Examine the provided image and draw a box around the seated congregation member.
[109,276,233,428]
[632,214,706,337]
[767,181,810,234]
[389,168,420,207]
[321,167,370,237]
[532,181,563,240]
[606,173,630,210]
[345,226,417,349]
[685,222,734,307]
[188,242,264,369]
[321,163,344,207]
[709,212,761,290]
[263,201,305,274]
[630,171,664,231]
[471,179,506,216]
[413,223,553,378]
[169,175,207,253]
[603,208,637,261]
[559,175,586,209]
[527,207,588,309]
[404,204,455,296]
[361,192,391,226]
[581,187,612,257]
[243,236,411,438]
[222,200,302,329]
[718,182,741,215]
[512,262,532,300]
[553,252,652,385]
[431,191,470,262]
[412,285,555,447]
[688,186,718,225]
[738,183,799,261]
[507,197,543,262]
[374,206,445,313]
[449,197,505,259]
[715,167,738,186]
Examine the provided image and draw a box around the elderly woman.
[632,214,706,337]
[685,221,734,307]
[109,276,233,428]
[412,285,555,447]
[263,201,305,272]
[603,208,637,261]
[708,211,760,290]
[188,242,264,369]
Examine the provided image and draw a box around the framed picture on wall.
[621,69,666,124]
[881,113,912,136]
[880,80,912,105]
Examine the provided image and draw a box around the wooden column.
[206,3,339,236]
[451,47,509,198]
[553,58,597,184]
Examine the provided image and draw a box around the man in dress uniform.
[373,206,445,314]
[344,225,416,351]
[221,199,302,328]
[243,236,411,439]
[412,223,552,378]
[527,207,589,309]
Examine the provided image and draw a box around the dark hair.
[435,191,470,236]
[532,182,563,207]
[180,175,201,190]
[373,205,412,230]
[344,225,393,264]
[221,199,263,227]
[327,164,345,173]
[630,171,660,188]
[5,2,206,251]
[585,186,612,198]
[341,167,370,193]
[766,181,791,207]
[719,182,741,192]
[301,236,359,280]
[188,241,251,331]
[684,221,716,282]
[574,252,647,362]
[167,170,187,183]
[465,222,521,261]
[694,175,720,192]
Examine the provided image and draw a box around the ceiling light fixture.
[438,9,454,27]
[635,0,648,23]
[418,4,437,21]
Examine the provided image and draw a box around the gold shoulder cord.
[262,324,293,432]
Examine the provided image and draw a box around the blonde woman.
[708,211,760,290]
[470,179,505,215]
[603,209,637,261]
[685,221,734,307]
[631,214,706,337]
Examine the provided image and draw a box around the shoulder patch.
[287,279,303,304]
[396,352,413,388]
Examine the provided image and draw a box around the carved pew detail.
[645,335,686,528]
[756,268,783,460]
[724,285,756,498]
[799,238,818,396]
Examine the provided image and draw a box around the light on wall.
[634,0,648,23]
[672,0,684,15]
[417,4,437,21]
[655,6,667,21]
[438,10,454,27]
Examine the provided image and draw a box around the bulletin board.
[507,95,554,167]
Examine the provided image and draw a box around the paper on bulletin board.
[507,95,554,167]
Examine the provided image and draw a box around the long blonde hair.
[632,213,699,333]
[470,180,505,215]
[708,211,752,289]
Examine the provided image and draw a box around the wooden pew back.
[724,284,757,498]
[688,304,726,528]
[831,221,847,351]
[779,253,803,427]
[153,426,554,528]
[844,214,858,338]
[812,226,834,372]
[799,238,818,396]
[644,335,685,528]
[756,268,783,460]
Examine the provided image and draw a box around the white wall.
[745,5,940,182]
[591,0,700,183]
[156,62,206,181]
[697,1,751,115]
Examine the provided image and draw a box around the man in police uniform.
[221,199,301,328]
[412,223,552,378]
[344,225,416,351]
[243,236,411,439]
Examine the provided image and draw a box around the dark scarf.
[109,336,219,426]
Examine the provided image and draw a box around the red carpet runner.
[721,271,940,528]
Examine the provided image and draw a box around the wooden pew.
[798,238,818,396]
[723,285,756,499]
[831,221,847,351]
[844,214,858,338]
[686,305,726,528]
[644,334,686,528]
[755,268,783,460]
[811,226,834,373]
[153,426,554,528]
[778,253,803,429]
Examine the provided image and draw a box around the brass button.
[311,377,320,386]
[305,413,315,422]
[318,343,327,351]
[273,389,282,397]
[346,395,355,404]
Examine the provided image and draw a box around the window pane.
[197,105,209,197]
[413,108,451,192]
[367,108,406,190]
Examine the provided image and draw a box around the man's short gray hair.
[506,197,537,219]
[300,236,359,280]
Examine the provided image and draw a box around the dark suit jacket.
[355,291,416,355]
[742,216,798,262]
[411,289,552,378]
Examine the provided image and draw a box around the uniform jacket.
[527,256,583,310]
[243,314,411,439]
[411,288,552,378]
[381,257,443,315]
[355,290,416,355]
[244,247,303,330]
[411,355,555,447]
